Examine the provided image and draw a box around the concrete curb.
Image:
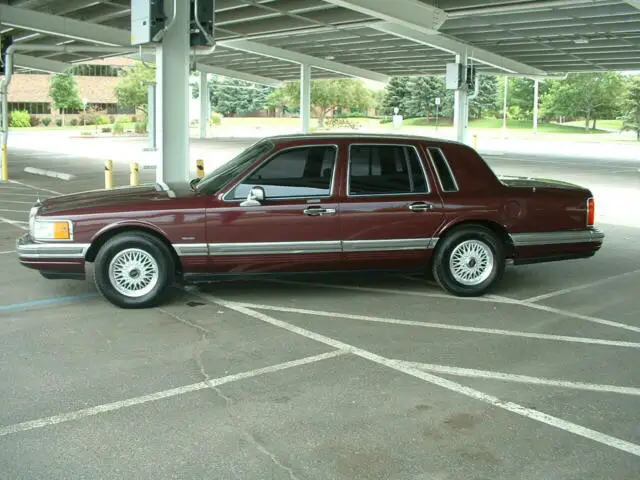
[24,167,76,181]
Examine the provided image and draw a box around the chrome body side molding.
[510,228,605,247]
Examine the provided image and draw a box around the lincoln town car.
[16,134,604,308]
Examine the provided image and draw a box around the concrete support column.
[300,63,311,134]
[199,71,209,139]
[502,76,509,130]
[453,52,468,144]
[533,78,539,133]
[146,82,156,151]
[155,0,190,185]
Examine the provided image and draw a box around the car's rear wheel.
[432,225,505,297]
[93,232,175,308]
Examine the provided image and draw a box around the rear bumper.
[16,234,88,280]
[509,228,604,265]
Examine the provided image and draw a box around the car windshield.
[195,140,274,194]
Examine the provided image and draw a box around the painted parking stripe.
[0,217,28,230]
[0,209,29,213]
[0,293,99,311]
[0,350,346,437]
[211,297,640,458]
[399,361,640,396]
[224,301,640,349]
[8,180,62,195]
[0,250,16,255]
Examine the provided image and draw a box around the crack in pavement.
[158,307,301,480]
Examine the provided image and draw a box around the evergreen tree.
[381,76,411,116]
[620,75,640,141]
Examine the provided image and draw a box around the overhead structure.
[2,0,640,183]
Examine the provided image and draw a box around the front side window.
[348,145,429,196]
[231,145,337,200]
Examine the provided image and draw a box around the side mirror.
[189,178,201,191]
[240,186,265,207]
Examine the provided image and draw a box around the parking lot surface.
[1,145,639,479]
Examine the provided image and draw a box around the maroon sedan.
[16,134,604,308]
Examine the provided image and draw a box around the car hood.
[497,175,587,191]
[38,182,196,215]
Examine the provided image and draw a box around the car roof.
[263,132,463,146]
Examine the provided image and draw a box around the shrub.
[101,127,112,133]
[30,115,41,127]
[95,115,108,125]
[325,117,361,130]
[134,122,147,134]
[42,117,52,126]
[55,118,63,127]
[209,112,222,126]
[109,115,116,124]
[130,115,137,123]
[70,118,78,126]
[113,123,124,135]
[9,110,31,128]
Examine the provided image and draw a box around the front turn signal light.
[33,220,72,241]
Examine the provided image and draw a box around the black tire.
[432,225,505,297]
[93,231,175,309]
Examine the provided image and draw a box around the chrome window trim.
[425,146,460,193]
[510,228,605,247]
[221,143,340,203]
[345,143,432,198]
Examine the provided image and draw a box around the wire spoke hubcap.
[108,248,159,298]
[449,240,494,286]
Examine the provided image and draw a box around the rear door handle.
[303,206,336,216]
[408,202,434,212]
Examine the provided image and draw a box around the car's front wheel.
[93,231,175,308]
[432,225,505,297]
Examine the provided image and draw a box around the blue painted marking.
[0,292,99,311]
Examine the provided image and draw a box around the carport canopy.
[2,0,640,184]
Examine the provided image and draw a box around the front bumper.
[16,234,88,280]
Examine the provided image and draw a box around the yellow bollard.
[1,144,7,181]
[196,159,205,179]
[472,133,478,150]
[130,162,140,186]
[104,160,113,189]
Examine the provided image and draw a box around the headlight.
[32,219,73,241]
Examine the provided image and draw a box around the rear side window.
[348,145,429,196]
[428,147,459,192]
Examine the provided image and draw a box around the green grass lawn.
[559,119,623,131]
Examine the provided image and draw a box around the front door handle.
[303,206,336,216]
[408,202,434,212]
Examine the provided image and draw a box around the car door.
[205,143,342,274]
[339,142,445,271]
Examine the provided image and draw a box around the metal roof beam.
[322,0,448,34]
[371,21,547,76]
[196,64,284,87]
[0,3,129,46]
[219,39,390,83]
[13,53,70,73]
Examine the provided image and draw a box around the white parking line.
[8,180,62,196]
[399,361,640,396]
[271,279,640,333]
[0,350,345,438]
[0,209,29,213]
[214,300,640,349]
[524,268,640,302]
[0,250,16,255]
[0,217,28,230]
[2,200,37,205]
[209,297,640,458]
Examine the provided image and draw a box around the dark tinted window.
[428,147,459,192]
[232,145,336,199]
[348,145,428,196]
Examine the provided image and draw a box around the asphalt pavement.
[0,138,639,479]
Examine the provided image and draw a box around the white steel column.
[155,0,190,184]
[533,78,539,133]
[199,71,209,139]
[300,63,311,134]
[502,76,509,130]
[453,52,469,144]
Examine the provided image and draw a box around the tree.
[405,76,443,119]
[469,74,498,120]
[541,72,624,130]
[49,71,83,125]
[281,78,372,127]
[114,61,155,117]
[620,75,640,141]
[381,76,411,116]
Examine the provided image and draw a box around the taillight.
[587,197,595,226]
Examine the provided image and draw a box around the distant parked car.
[17,133,604,308]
